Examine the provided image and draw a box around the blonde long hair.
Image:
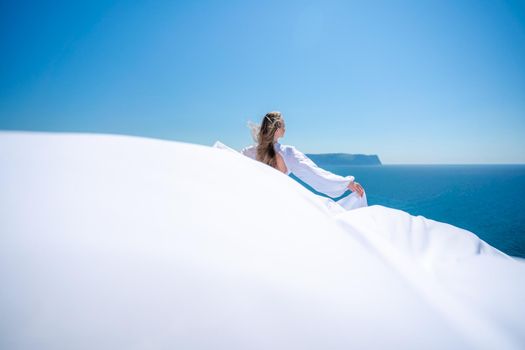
[246,111,284,170]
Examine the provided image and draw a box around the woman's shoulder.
[276,143,294,151]
[240,144,257,159]
[278,143,303,157]
[241,142,300,157]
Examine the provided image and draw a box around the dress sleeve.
[240,145,257,160]
[285,146,354,198]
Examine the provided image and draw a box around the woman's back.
[240,142,290,175]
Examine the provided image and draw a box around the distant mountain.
[305,153,382,166]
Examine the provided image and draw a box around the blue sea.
[292,165,525,259]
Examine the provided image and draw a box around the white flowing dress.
[213,141,368,211]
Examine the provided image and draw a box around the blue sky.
[1,0,524,164]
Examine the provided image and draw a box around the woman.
[241,111,367,210]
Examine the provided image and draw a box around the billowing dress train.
[1,131,524,349]
[212,141,368,211]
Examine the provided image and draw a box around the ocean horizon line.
[1,130,524,166]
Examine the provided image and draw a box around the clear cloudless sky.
[1,0,524,164]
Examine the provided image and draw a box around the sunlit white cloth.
[214,140,367,211]
[1,132,524,349]
[335,191,368,211]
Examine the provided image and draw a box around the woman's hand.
[348,180,365,197]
